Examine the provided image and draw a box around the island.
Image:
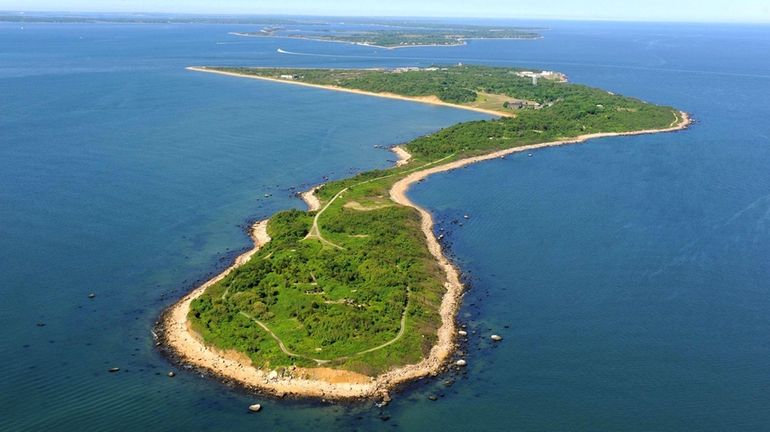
[231,23,541,48]
[158,65,690,400]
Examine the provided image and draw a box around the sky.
[3,0,770,23]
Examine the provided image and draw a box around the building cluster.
[390,67,443,74]
[515,70,568,83]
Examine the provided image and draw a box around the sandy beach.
[300,188,321,212]
[187,67,513,118]
[392,146,412,166]
[159,72,691,400]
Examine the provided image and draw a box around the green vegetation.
[237,23,540,47]
[291,28,538,47]
[189,65,682,375]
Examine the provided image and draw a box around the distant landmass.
[1,13,541,47]
[232,23,541,48]
[0,12,299,24]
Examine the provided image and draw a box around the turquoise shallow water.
[2,21,770,431]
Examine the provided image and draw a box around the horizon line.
[3,10,770,25]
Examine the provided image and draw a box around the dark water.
[2,21,769,431]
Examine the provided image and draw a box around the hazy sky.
[4,0,770,23]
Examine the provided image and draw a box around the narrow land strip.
[187,66,513,118]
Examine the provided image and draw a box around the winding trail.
[303,187,347,249]
[303,153,455,250]
[352,289,410,356]
[239,288,410,363]
[238,312,330,364]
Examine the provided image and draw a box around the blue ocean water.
[1,21,769,431]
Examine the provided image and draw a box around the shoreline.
[187,67,512,118]
[392,145,412,166]
[228,32,538,50]
[228,32,467,50]
[300,188,321,212]
[158,110,691,401]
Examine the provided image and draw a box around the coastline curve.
[157,107,691,400]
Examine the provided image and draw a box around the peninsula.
[159,65,690,400]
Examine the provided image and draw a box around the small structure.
[391,67,421,74]
[516,70,567,84]
[505,99,541,110]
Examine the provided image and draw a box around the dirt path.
[240,287,410,364]
[303,187,347,249]
[352,289,410,356]
[302,153,454,249]
[239,312,330,364]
